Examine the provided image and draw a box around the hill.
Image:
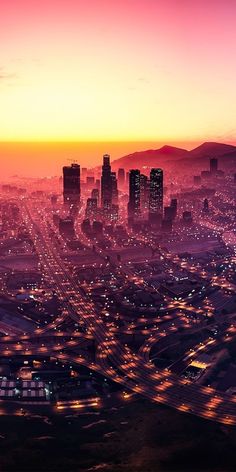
[111,145,188,170]
[111,142,236,170]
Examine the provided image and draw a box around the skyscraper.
[170,198,177,218]
[149,168,163,224]
[128,170,141,219]
[63,163,80,205]
[140,174,149,211]
[118,168,125,188]
[101,154,112,208]
[111,172,118,205]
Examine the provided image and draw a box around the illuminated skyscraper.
[128,169,141,219]
[111,172,118,205]
[149,168,163,224]
[63,163,80,205]
[140,174,149,211]
[101,154,112,208]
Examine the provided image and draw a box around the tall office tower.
[149,168,163,224]
[140,174,148,211]
[210,158,218,174]
[128,170,141,219]
[118,168,125,188]
[63,164,80,205]
[170,198,177,218]
[111,172,118,205]
[101,154,112,208]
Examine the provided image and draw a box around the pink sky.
[0,0,236,172]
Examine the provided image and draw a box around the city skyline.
[0,139,236,178]
[0,128,235,472]
[1,2,236,470]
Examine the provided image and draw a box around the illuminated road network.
[0,199,227,425]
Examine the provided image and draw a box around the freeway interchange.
[1,199,236,426]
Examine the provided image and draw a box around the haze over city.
[1,1,236,472]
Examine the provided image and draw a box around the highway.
[8,199,236,426]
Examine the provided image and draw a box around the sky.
[1,0,236,174]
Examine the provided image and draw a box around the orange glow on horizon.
[1,0,236,175]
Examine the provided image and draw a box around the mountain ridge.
[110,141,236,170]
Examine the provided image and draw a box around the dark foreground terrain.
[0,400,235,472]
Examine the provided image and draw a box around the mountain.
[111,145,188,170]
[187,142,236,158]
[110,142,236,170]
[168,142,236,169]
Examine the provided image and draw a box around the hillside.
[111,145,188,170]
[111,142,236,170]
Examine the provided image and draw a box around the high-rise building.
[128,170,141,219]
[164,206,175,221]
[95,179,100,189]
[118,168,125,188]
[101,154,112,208]
[111,172,118,205]
[210,158,218,174]
[149,168,163,224]
[170,198,177,218]
[63,164,80,205]
[140,174,149,211]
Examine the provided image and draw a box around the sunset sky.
[1,0,236,174]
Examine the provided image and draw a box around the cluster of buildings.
[0,379,49,401]
[194,157,225,184]
[61,154,180,238]
[58,152,234,242]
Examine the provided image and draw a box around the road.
[7,199,236,426]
